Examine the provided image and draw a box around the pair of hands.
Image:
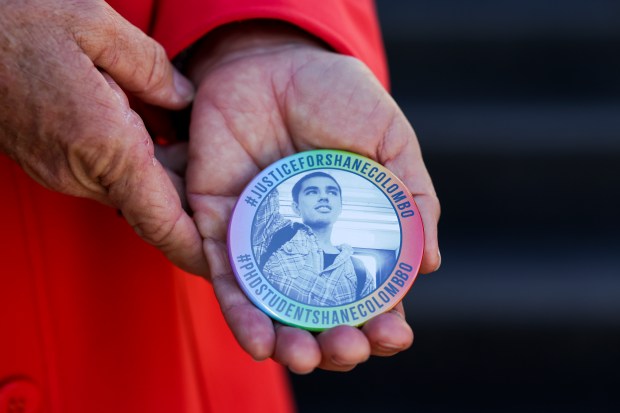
[0,0,440,373]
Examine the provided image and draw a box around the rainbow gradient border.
[228,150,424,331]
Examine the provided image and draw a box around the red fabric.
[0,160,294,413]
[111,0,155,33]
[1,1,387,412]
[150,0,388,88]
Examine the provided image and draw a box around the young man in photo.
[253,171,375,306]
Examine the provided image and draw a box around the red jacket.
[0,1,387,412]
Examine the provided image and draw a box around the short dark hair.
[292,172,342,204]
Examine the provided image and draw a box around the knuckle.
[64,111,138,192]
[139,41,170,94]
[131,209,181,247]
[72,3,121,58]
[66,131,122,185]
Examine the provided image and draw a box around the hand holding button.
[185,21,441,373]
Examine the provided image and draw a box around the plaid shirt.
[253,189,374,306]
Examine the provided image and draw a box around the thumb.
[72,2,194,109]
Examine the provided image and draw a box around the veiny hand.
[0,0,208,275]
[186,22,441,373]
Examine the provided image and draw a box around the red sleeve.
[151,0,389,88]
[106,0,155,33]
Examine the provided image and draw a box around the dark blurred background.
[291,1,620,412]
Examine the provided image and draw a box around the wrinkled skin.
[0,0,206,275]
[1,0,440,373]
[185,23,441,373]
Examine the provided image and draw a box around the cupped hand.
[0,0,207,275]
[186,22,441,373]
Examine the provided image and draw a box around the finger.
[154,142,189,210]
[107,123,206,275]
[378,115,442,274]
[72,2,193,108]
[86,73,206,274]
[273,324,321,374]
[316,325,371,372]
[105,72,188,209]
[412,194,441,274]
[204,238,276,360]
[161,167,188,212]
[362,303,413,356]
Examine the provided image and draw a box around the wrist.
[185,20,329,85]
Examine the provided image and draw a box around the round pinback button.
[228,149,424,331]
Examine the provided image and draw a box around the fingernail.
[434,249,442,271]
[173,69,194,102]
